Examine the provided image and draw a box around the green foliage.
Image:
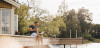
[91,24,100,38]
[77,7,92,35]
[38,16,66,37]
[49,16,66,37]
[67,9,81,38]
[82,33,94,41]
[58,7,92,38]
[15,5,29,34]
[83,39,91,43]
[59,9,81,38]
[94,39,100,43]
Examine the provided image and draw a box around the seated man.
[29,21,43,47]
[29,21,38,37]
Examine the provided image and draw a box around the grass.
[83,39,92,44]
[93,39,100,43]
[83,39,100,44]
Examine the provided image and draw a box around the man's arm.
[29,28,36,31]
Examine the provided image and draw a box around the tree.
[27,0,49,17]
[91,24,100,38]
[51,16,66,37]
[56,0,68,38]
[39,16,66,37]
[64,9,81,38]
[77,7,92,35]
[15,5,29,34]
[57,0,68,16]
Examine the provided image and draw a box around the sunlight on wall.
[0,37,23,48]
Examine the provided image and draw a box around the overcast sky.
[18,0,100,24]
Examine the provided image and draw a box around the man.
[29,21,43,48]
[29,21,38,37]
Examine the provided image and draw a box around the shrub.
[82,34,94,42]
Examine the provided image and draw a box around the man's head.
[34,21,38,26]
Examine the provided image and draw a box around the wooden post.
[76,30,77,38]
[70,30,71,38]
[64,44,65,48]
[70,44,71,48]
[76,44,77,48]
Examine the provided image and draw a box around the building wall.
[0,1,16,35]
[0,0,12,9]
[0,8,11,34]
[0,0,20,35]
[11,6,15,35]
[0,10,1,34]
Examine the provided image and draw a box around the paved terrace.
[0,35,83,48]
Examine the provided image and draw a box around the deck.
[0,35,83,48]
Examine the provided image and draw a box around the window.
[1,9,11,34]
[14,15,18,31]
[2,27,10,34]
[2,10,10,24]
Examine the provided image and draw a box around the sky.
[18,0,100,24]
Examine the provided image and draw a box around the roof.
[4,0,20,8]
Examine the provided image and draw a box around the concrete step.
[24,45,50,48]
